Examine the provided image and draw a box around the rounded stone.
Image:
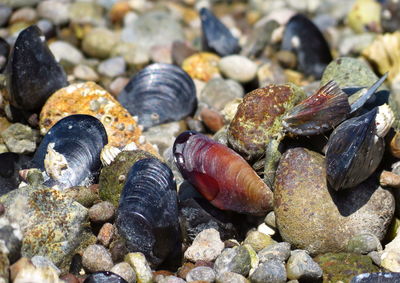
[286,250,323,281]
[82,244,113,273]
[243,231,276,252]
[213,246,251,276]
[1,123,39,154]
[82,28,118,59]
[98,57,126,78]
[249,260,287,283]
[200,78,244,111]
[184,228,224,263]
[186,266,215,282]
[182,52,221,82]
[37,1,70,25]
[258,242,291,263]
[216,271,249,283]
[69,2,104,26]
[219,55,257,83]
[346,233,382,254]
[49,41,83,66]
[73,65,99,82]
[274,147,395,255]
[111,262,136,283]
[88,201,115,223]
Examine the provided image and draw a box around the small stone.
[150,44,172,64]
[110,240,128,263]
[49,41,83,66]
[171,41,197,66]
[82,244,113,272]
[200,108,225,133]
[200,78,244,111]
[347,233,382,254]
[184,228,225,262]
[250,260,287,283]
[216,271,249,283]
[347,0,382,33]
[37,1,70,25]
[1,123,38,154]
[9,7,37,24]
[73,64,99,82]
[275,50,297,69]
[98,57,126,78]
[257,62,287,87]
[11,257,63,283]
[258,242,291,263]
[243,231,276,252]
[109,77,130,97]
[111,262,136,283]
[182,52,221,82]
[257,223,275,236]
[63,185,100,208]
[82,28,118,59]
[286,250,323,281]
[97,223,115,247]
[60,273,80,283]
[111,42,150,69]
[177,262,195,279]
[88,201,115,223]
[31,256,60,275]
[186,266,215,282]
[69,1,104,26]
[214,246,251,276]
[125,252,153,283]
[368,251,382,266]
[0,5,11,27]
[156,275,186,283]
[219,55,257,83]
[109,2,131,23]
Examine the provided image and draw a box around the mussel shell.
[32,114,108,189]
[0,37,9,73]
[0,152,31,195]
[116,157,181,267]
[83,271,128,283]
[351,272,400,283]
[6,25,67,111]
[326,108,384,191]
[173,131,274,215]
[281,14,332,79]
[118,63,197,130]
[200,7,240,56]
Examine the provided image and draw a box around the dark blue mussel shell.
[118,63,197,130]
[116,158,181,267]
[0,37,9,73]
[84,271,128,283]
[281,14,332,79]
[6,25,67,111]
[0,152,31,195]
[200,7,241,56]
[351,272,400,283]
[32,115,107,189]
[326,108,384,191]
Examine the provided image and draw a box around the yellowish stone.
[182,52,221,82]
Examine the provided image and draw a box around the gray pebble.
[111,262,136,283]
[216,271,249,283]
[37,0,70,25]
[286,250,323,281]
[250,260,287,283]
[186,266,216,282]
[264,211,276,229]
[200,78,244,111]
[155,275,186,283]
[98,57,126,78]
[73,64,99,82]
[49,41,84,66]
[346,233,382,254]
[82,244,113,272]
[214,246,251,276]
[258,242,291,263]
[0,5,11,26]
[88,201,115,223]
[219,55,257,83]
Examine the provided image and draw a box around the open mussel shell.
[326,108,384,191]
[199,7,240,56]
[173,131,274,215]
[0,37,9,73]
[351,272,400,283]
[118,63,197,130]
[281,14,332,79]
[84,271,128,283]
[6,25,67,111]
[283,80,351,135]
[116,157,181,267]
[0,152,31,195]
[32,114,108,189]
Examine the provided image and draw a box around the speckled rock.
[186,266,215,282]
[99,150,156,207]
[82,244,113,272]
[111,262,136,283]
[219,55,257,83]
[258,242,291,263]
[39,82,157,152]
[88,201,115,223]
[286,250,322,281]
[1,123,39,154]
[184,228,225,263]
[243,231,276,252]
[314,253,380,283]
[249,260,287,283]
[216,272,249,283]
[182,52,221,82]
[97,223,115,247]
[200,78,244,111]
[124,253,153,283]
[214,246,251,276]
[49,41,84,66]
[82,28,118,59]
[274,147,395,255]
[346,233,382,254]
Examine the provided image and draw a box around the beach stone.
[216,271,249,283]
[9,7,37,24]
[0,5,11,26]
[88,201,115,223]
[125,252,153,283]
[82,244,113,272]
[257,62,287,87]
[214,246,251,276]
[314,253,379,283]
[111,262,136,283]
[380,227,400,271]
[31,256,60,275]
[257,223,275,236]
[37,1,70,25]
[0,251,8,283]
[200,78,244,111]
[73,65,99,82]
[182,52,221,82]
[156,275,185,283]
[265,211,276,228]
[184,228,224,262]
[82,28,118,59]
[274,147,394,255]
[11,258,62,283]
[346,233,382,254]
[243,231,276,252]
[286,250,322,281]
[219,55,257,83]
[63,185,100,208]
[111,42,150,69]
[49,41,83,66]
[0,216,22,264]
[109,77,130,97]
[69,1,104,26]
[347,0,381,33]
[258,242,291,263]
[249,260,287,283]
[98,57,126,78]
[186,266,215,282]
[1,123,39,154]
[97,223,115,247]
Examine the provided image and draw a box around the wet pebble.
[258,242,291,263]
[82,244,113,272]
[1,123,39,154]
[89,201,115,223]
[37,0,70,25]
[82,28,118,59]
[286,250,322,281]
[215,271,249,283]
[184,228,225,263]
[218,55,257,83]
[97,223,115,247]
[49,41,84,66]
[249,260,287,283]
[124,253,153,283]
[186,266,216,282]
[200,78,244,111]
[156,275,186,283]
[9,7,37,24]
[73,64,100,82]
[243,231,276,252]
[213,246,251,276]
[111,262,136,283]
[346,233,382,254]
[98,57,126,78]
[264,212,276,229]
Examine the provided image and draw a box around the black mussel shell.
[118,63,197,130]
[116,158,181,267]
[281,14,332,79]
[351,272,400,283]
[84,271,128,283]
[32,114,108,189]
[326,108,384,191]
[0,152,31,195]
[0,37,9,73]
[200,7,241,56]
[6,25,67,111]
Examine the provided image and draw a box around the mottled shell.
[173,131,273,215]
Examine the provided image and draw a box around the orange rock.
[182,52,221,82]
[109,1,131,23]
[39,82,157,154]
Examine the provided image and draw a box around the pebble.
[218,55,257,83]
[346,233,382,254]
[150,44,173,64]
[69,1,104,26]
[186,266,216,282]
[258,242,291,263]
[243,231,276,252]
[97,223,115,247]
[82,244,113,272]
[286,250,323,281]
[109,77,130,97]
[125,253,153,283]
[0,5,11,27]
[31,256,60,275]
[49,41,84,66]
[73,64,99,82]
[156,275,186,283]
[1,123,39,154]
[37,1,70,25]
[88,201,115,223]
[182,52,221,82]
[9,7,37,24]
[216,271,249,283]
[184,228,225,263]
[111,262,137,283]
[213,246,251,276]
[200,78,244,111]
[111,42,150,68]
[82,28,118,59]
[257,223,275,236]
[249,260,287,283]
[11,257,63,283]
[98,57,126,78]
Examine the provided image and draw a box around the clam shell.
[118,63,197,130]
[32,114,108,189]
[116,158,180,267]
[6,25,67,111]
[173,131,274,215]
